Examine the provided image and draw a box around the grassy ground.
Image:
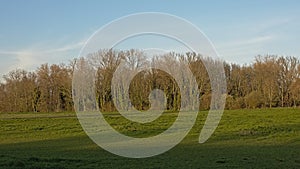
[0,108,299,168]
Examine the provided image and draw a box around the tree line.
[0,49,299,113]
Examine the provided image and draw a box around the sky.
[0,0,300,78]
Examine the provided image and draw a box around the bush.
[244,91,263,108]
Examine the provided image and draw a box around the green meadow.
[0,108,299,169]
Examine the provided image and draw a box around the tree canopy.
[0,50,299,113]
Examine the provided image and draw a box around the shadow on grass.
[0,135,299,169]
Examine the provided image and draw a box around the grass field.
[0,108,299,169]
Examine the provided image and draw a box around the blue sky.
[0,0,300,77]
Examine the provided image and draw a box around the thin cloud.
[250,18,292,33]
[10,51,38,71]
[214,17,293,64]
[220,35,274,48]
[44,41,85,53]
[0,50,24,55]
[0,39,86,77]
[216,35,275,64]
